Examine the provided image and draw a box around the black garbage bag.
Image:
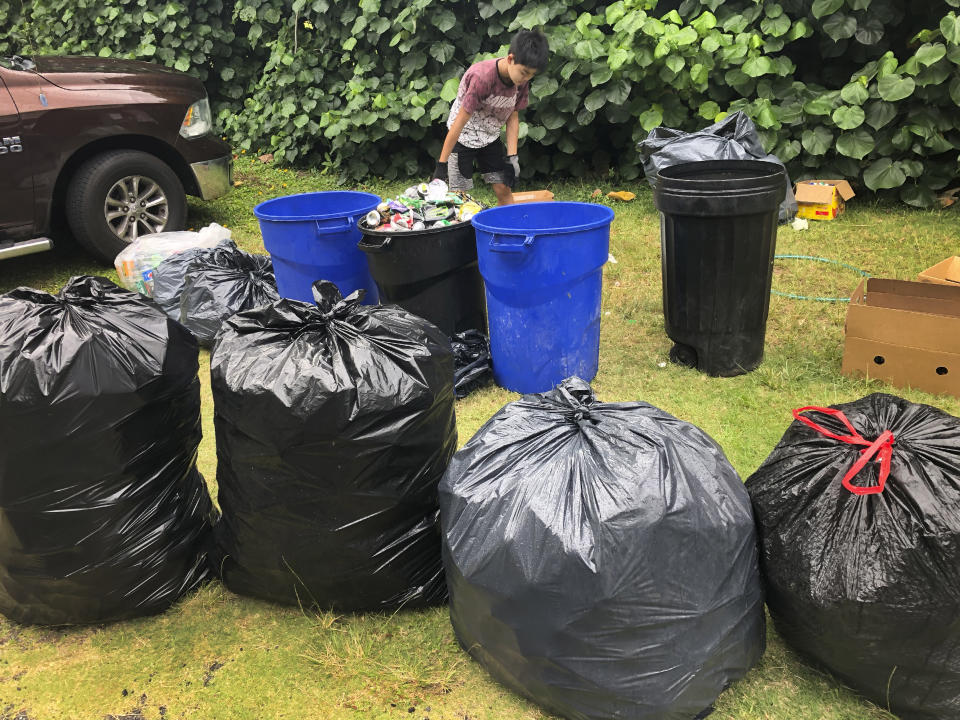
[746,394,960,720]
[440,377,765,720]
[153,239,280,347]
[0,276,215,626]
[637,111,798,223]
[452,329,493,399]
[210,280,457,611]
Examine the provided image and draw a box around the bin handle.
[314,216,356,235]
[489,233,536,253]
[357,236,392,252]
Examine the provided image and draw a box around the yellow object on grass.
[606,191,636,201]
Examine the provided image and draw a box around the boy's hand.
[433,161,448,181]
[507,154,520,187]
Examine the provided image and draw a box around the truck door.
[0,74,33,240]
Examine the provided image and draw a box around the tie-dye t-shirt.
[446,58,530,149]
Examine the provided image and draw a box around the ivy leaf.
[803,93,837,116]
[811,0,843,18]
[674,26,698,45]
[221,66,235,82]
[584,89,606,112]
[533,76,559,98]
[433,9,456,33]
[575,39,604,60]
[899,159,924,178]
[950,76,960,107]
[742,55,773,77]
[765,3,784,18]
[864,158,906,190]
[802,126,833,155]
[832,105,865,129]
[877,74,915,101]
[699,100,720,119]
[941,13,960,45]
[900,184,937,208]
[690,11,717,34]
[609,47,633,70]
[840,81,869,104]
[864,100,897,130]
[491,0,513,13]
[854,18,884,45]
[342,37,357,51]
[526,125,547,141]
[822,12,856,41]
[690,63,708,85]
[666,55,685,73]
[440,76,460,102]
[787,18,813,41]
[848,0,871,9]
[174,57,190,71]
[607,79,631,104]
[590,66,612,86]
[916,42,947,67]
[638,105,663,131]
[836,128,874,158]
[143,10,158,23]
[775,139,802,162]
[430,42,455,64]
[701,35,721,52]
[576,107,595,126]
[605,1,627,25]
[761,15,791,37]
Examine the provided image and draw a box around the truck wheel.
[66,150,186,264]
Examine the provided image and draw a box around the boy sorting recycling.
[434,29,549,205]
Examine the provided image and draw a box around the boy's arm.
[434,108,471,180]
[505,111,519,156]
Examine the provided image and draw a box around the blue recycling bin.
[472,202,614,394]
[254,191,380,304]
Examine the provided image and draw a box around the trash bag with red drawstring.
[746,393,960,720]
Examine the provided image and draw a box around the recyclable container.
[654,160,785,377]
[254,191,380,303]
[358,221,486,337]
[472,202,614,394]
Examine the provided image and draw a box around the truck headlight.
[180,98,213,139]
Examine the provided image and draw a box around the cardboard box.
[795,179,855,220]
[842,277,960,398]
[512,190,554,203]
[918,256,960,286]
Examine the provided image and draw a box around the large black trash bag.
[0,276,215,626]
[154,239,280,347]
[210,280,457,611]
[637,111,798,223]
[452,329,493,399]
[440,377,765,720]
[746,394,960,720]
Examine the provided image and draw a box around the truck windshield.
[0,56,36,71]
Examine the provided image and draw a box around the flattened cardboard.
[842,277,960,397]
[918,256,960,285]
[512,190,554,203]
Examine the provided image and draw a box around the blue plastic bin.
[253,191,381,304]
[472,202,614,394]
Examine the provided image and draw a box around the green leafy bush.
[3,0,958,205]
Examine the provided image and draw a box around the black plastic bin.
[654,159,785,377]
[358,221,487,337]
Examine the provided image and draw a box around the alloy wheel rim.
[104,175,169,242]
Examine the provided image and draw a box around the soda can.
[411,221,426,231]
[365,210,381,227]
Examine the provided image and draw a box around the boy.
[434,29,549,205]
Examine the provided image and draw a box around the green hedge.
[4,0,959,205]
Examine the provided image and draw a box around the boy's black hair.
[509,29,549,71]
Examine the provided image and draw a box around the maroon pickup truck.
[0,55,232,263]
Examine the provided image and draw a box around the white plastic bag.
[114,223,232,295]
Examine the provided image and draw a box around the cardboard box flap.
[919,256,960,285]
[866,277,960,303]
[795,182,837,204]
[825,179,855,200]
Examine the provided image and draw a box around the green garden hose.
[771,254,870,302]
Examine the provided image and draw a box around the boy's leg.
[491,183,513,205]
[447,144,476,192]
[476,142,515,206]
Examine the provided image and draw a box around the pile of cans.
[362,179,486,233]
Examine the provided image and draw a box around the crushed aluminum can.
[364,210,381,227]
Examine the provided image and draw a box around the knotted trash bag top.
[0,276,216,626]
[154,239,280,347]
[210,280,457,611]
[746,393,960,720]
[439,377,765,720]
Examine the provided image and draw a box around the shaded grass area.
[0,157,958,719]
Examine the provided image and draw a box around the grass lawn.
[0,156,957,720]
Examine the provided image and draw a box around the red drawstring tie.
[793,406,895,496]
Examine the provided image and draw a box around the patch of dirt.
[1,707,33,720]
[202,661,225,687]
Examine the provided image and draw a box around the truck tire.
[66,150,187,264]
